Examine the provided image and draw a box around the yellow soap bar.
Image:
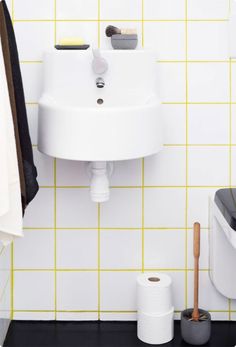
[59,37,85,46]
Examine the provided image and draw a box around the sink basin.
[38,49,163,201]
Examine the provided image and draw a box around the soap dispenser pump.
[229,0,236,58]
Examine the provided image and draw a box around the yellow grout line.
[39,185,233,189]
[26,101,236,106]
[53,158,57,321]
[10,242,14,320]
[141,160,145,273]
[141,0,144,47]
[184,0,189,310]
[11,310,236,314]
[54,0,57,45]
[141,0,145,274]
[12,19,229,23]
[22,227,209,231]
[97,203,101,320]
[229,40,232,320]
[11,0,15,315]
[12,268,210,272]
[98,0,101,48]
[53,0,58,321]
[19,59,236,64]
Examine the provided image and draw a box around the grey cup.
[181,309,211,346]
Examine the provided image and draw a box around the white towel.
[0,36,23,245]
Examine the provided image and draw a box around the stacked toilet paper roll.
[137,273,174,345]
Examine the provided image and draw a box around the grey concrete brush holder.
[181,309,211,345]
[111,34,138,49]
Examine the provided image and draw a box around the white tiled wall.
[7,0,236,321]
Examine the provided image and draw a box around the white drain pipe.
[87,162,113,202]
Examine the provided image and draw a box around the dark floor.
[4,321,236,347]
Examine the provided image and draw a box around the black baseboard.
[4,321,236,347]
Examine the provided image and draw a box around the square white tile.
[14,0,54,19]
[232,105,236,144]
[231,65,236,102]
[158,63,186,102]
[57,272,98,310]
[144,0,185,20]
[14,230,54,269]
[188,63,229,102]
[56,22,98,48]
[188,188,217,228]
[100,312,137,321]
[56,160,89,187]
[13,311,54,320]
[100,189,142,228]
[15,23,54,61]
[187,229,209,269]
[187,0,230,20]
[144,230,185,269]
[56,229,98,269]
[110,160,142,187]
[188,271,228,311]
[188,147,229,186]
[188,105,230,145]
[188,22,228,60]
[56,0,98,20]
[144,147,186,186]
[33,148,54,187]
[56,189,98,228]
[231,148,236,186]
[21,63,43,102]
[14,271,54,310]
[169,271,186,311]
[23,189,54,228]
[162,105,186,145]
[209,312,229,320]
[56,312,98,321]
[144,22,185,60]
[26,105,38,146]
[100,0,142,20]
[100,229,141,269]
[230,300,236,311]
[100,272,138,310]
[144,188,186,228]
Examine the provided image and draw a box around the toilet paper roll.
[137,308,174,345]
[137,273,173,314]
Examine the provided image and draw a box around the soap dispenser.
[229,0,236,58]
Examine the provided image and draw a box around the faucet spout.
[92,49,108,75]
[96,77,105,88]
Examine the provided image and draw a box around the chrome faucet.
[92,49,108,75]
[96,77,105,88]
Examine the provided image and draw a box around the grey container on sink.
[111,34,138,49]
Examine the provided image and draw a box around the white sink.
[38,49,162,201]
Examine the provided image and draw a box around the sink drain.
[97,98,104,105]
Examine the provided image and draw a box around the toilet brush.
[181,222,211,345]
[190,222,208,322]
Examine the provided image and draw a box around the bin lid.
[215,189,236,231]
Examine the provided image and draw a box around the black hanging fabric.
[1,0,39,209]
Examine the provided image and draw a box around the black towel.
[1,0,39,208]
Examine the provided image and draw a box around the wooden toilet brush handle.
[192,222,200,321]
